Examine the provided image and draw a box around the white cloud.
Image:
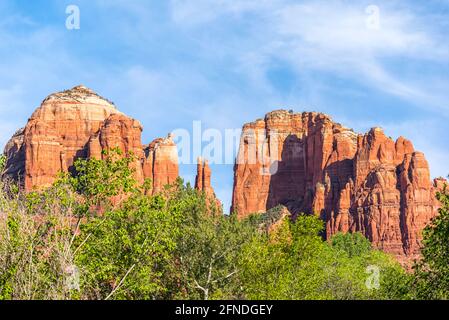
[269,2,449,110]
[169,0,449,114]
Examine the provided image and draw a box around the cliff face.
[232,110,340,217]
[232,110,446,258]
[87,113,146,183]
[2,85,179,194]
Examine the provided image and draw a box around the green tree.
[239,214,409,300]
[331,232,372,258]
[412,188,449,299]
[68,152,182,299]
[0,178,79,300]
[164,183,255,300]
[75,192,180,299]
[239,215,333,299]
[69,148,137,216]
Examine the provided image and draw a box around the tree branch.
[105,264,136,300]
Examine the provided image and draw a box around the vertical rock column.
[195,157,222,211]
[143,134,179,194]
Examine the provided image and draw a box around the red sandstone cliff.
[2,85,179,195]
[195,157,222,211]
[143,134,179,194]
[232,110,446,259]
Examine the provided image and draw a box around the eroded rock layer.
[2,85,179,194]
[232,110,446,258]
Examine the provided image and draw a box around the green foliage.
[69,148,138,215]
[0,178,78,300]
[0,154,6,173]
[168,207,255,300]
[238,215,408,300]
[255,205,286,230]
[412,190,449,299]
[75,193,180,299]
[331,232,372,258]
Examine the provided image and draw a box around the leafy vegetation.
[0,155,5,172]
[410,188,449,299]
[0,151,447,300]
[238,215,408,300]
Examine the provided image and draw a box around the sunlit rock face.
[3,85,122,190]
[2,85,179,194]
[142,134,179,194]
[195,157,222,211]
[232,110,446,260]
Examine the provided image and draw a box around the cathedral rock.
[1,86,446,262]
[232,110,446,260]
[2,85,180,194]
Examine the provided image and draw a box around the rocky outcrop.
[195,157,213,196]
[434,177,448,194]
[87,113,146,183]
[232,110,445,259]
[143,134,179,194]
[2,85,179,194]
[232,110,342,217]
[195,157,221,210]
[4,85,122,190]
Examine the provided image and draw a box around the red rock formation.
[3,85,179,194]
[195,157,221,210]
[142,134,179,194]
[232,110,444,259]
[232,110,348,217]
[195,157,211,195]
[88,113,146,183]
[4,85,123,190]
[434,177,448,193]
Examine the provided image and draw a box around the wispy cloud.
[169,0,449,114]
[270,1,449,111]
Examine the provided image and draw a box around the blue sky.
[1,0,449,212]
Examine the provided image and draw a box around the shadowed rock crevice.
[267,134,304,214]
